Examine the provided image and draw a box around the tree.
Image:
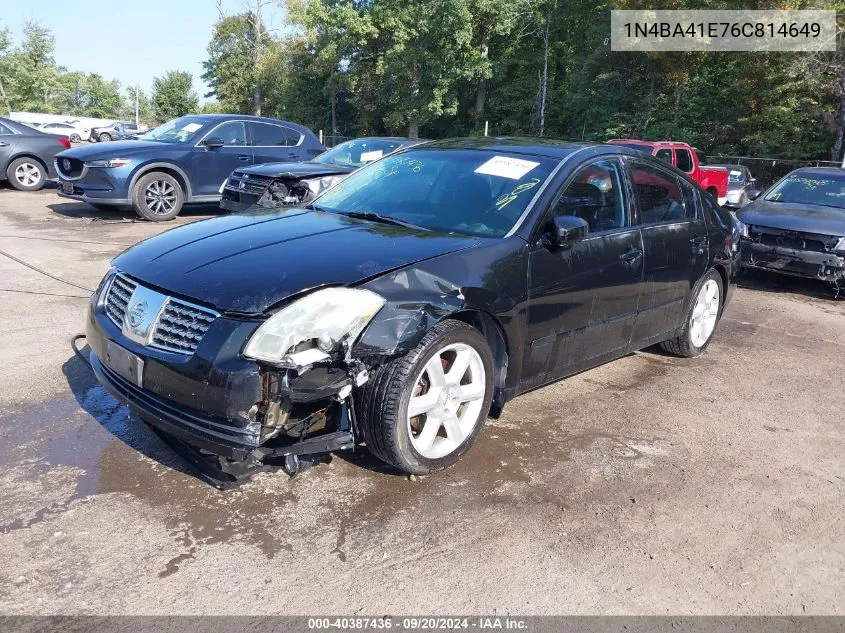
[121,85,153,124]
[151,71,199,121]
[202,13,266,114]
[83,74,122,118]
[1,22,59,112]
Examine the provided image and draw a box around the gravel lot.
[0,185,842,615]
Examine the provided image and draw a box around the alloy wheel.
[690,279,720,347]
[406,342,486,460]
[144,180,177,216]
[14,162,41,187]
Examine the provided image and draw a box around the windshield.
[312,148,556,237]
[764,173,845,210]
[314,139,409,168]
[142,116,208,143]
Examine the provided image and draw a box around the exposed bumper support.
[740,240,845,281]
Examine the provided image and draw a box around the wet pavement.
[0,186,843,614]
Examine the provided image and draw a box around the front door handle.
[238,154,250,161]
[0,142,9,147]
[619,248,643,266]
[690,235,708,254]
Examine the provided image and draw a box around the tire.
[131,172,184,221]
[69,133,81,143]
[99,133,111,142]
[6,157,46,191]
[661,269,724,358]
[356,319,494,475]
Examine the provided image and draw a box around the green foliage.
[201,13,262,114]
[151,70,199,121]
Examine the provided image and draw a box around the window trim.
[626,157,700,227]
[246,120,304,148]
[531,155,634,242]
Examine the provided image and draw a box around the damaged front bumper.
[85,305,366,480]
[740,232,845,283]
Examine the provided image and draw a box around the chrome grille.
[105,274,137,328]
[224,172,273,195]
[103,273,218,355]
[151,299,218,354]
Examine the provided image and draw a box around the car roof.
[787,166,845,179]
[608,139,692,148]
[414,137,602,159]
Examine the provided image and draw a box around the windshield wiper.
[339,210,429,231]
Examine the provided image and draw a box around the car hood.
[240,161,355,178]
[57,140,179,160]
[738,199,845,236]
[113,208,480,314]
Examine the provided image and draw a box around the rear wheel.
[69,133,81,143]
[131,172,184,221]
[6,157,46,191]
[661,269,723,357]
[357,319,494,474]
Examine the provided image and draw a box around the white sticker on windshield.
[182,123,203,133]
[730,170,742,176]
[475,156,540,180]
[360,150,383,162]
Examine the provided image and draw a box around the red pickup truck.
[608,140,729,206]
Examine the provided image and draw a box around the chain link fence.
[708,155,841,191]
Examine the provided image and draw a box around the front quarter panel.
[354,236,529,391]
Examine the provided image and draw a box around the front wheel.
[661,269,723,357]
[131,172,184,221]
[69,133,81,143]
[98,133,111,142]
[356,319,494,474]
[6,157,46,191]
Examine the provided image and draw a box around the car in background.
[608,140,730,206]
[56,114,323,221]
[737,167,845,296]
[220,137,420,212]
[85,139,734,479]
[90,122,143,142]
[713,164,756,208]
[39,122,89,143]
[0,116,70,191]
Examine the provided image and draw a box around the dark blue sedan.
[55,114,323,221]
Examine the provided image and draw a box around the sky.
[5,0,287,103]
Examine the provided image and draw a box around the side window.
[655,148,672,164]
[248,122,299,146]
[209,121,247,146]
[0,122,13,135]
[676,148,693,173]
[630,161,690,224]
[679,179,699,220]
[553,159,627,233]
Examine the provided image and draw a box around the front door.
[523,157,644,391]
[192,120,253,196]
[0,121,19,172]
[626,159,709,344]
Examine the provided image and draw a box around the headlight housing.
[303,175,345,196]
[834,237,845,253]
[243,287,384,367]
[85,158,132,168]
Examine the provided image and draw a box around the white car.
[38,122,89,143]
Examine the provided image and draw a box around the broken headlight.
[243,288,385,367]
[303,175,345,196]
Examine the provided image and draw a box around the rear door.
[0,121,19,173]
[626,158,709,344]
[247,121,307,164]
[523,156,644,390]
[191,120,253,196]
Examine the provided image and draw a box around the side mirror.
[746,189,762,201]
[204,137,224,150]
[543,215,589,249]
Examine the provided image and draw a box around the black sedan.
[0,117,70,191]
[85,139,734,480]
[220,137,419,212]
[737,167,845,296]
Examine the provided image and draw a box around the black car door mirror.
[204,137,224,150]
[543,215,589,249]
[746,189,762,201]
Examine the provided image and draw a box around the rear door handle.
[690,235,708,254]
[0,142,9,147]
[238,154,250,161]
